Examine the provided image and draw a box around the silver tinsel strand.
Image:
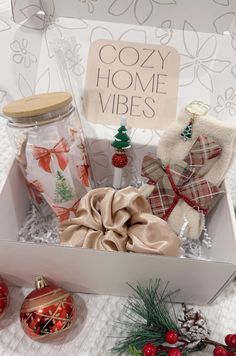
[179,215,212,259]
[201,213,212,248]
[179,216,202,258]
[18,205,59,244]
[19,205,212,257]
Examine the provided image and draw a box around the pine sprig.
[112,280,179,355]
[128,345,141,355]
[111,280,233,356]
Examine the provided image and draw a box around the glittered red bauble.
[142,342,157,356]
[20,277,77,341]
[112,152,128,168]
[0,278,9,319]
[165,330,179,344]
[213,346,228,356]
[168,348,182,356]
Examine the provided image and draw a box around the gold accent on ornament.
[185,101,210,119]
[181,101,210,141]
[35,276,48,290]
[21,291,71,313]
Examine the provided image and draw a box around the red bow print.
[142,135,224,220]
[52,199,80,222]
[76,164,90,187]
[32,138,70,173]
[27,180,44,205]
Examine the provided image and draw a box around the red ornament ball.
[213,346,228,356]
[0,278,9,319]
[142,343,157,356]
[168,348,182,356]
[165,330,179,344]
[226,334,236,347]
[112,152,128,168]
[20,277,77,341]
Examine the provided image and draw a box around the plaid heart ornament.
[142,135,224,221]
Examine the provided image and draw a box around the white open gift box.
[0,158,235,305]
[0,0,236,305]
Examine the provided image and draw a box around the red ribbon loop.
[52,199,80,222]
[32,138,70,173]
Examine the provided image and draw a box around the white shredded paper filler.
[18,205,59,245]
[18,204,209,260]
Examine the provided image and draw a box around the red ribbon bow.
[52,199,80,222]
[32,138,70,173]
[142,135,224,220]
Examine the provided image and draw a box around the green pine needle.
[128,345,141,356]
[111,280,179,355]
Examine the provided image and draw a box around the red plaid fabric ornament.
[142,135,224,220]
[184,135,222,170]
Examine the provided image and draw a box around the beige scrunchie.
[59,186,180,256]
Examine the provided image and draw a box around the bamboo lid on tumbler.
[3,92,72,119]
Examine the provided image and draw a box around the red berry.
[142,343,157,356]
[225,335,233,346]
[112,152,128,168]
[227,334,236,347]
[165,330,179,344]
[168,348,182,356]
[213,346,228,356]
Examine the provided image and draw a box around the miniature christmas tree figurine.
[111,125,131,150]
[54,170,75,203]
[180,101,210,141]
[111,116,131,189]
[180,119,193,141]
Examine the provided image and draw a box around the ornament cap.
[185,101,210,118]
[35,276,48,290]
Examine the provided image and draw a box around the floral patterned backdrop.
[0,0,235,196]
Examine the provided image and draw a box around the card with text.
[84,40,180,129]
